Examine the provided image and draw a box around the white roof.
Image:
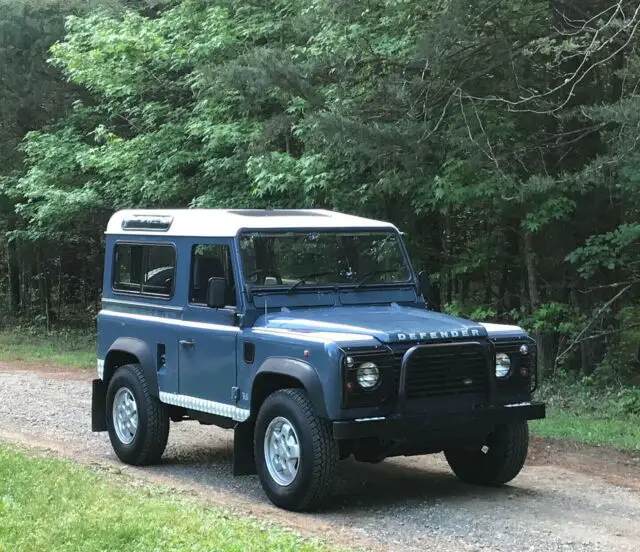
[106,209,398,237]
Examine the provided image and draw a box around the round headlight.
[495,353,511,378]
[356,362,380,389]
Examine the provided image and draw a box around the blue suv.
[91,209,545,511]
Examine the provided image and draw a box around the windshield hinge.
[244,284,253,302]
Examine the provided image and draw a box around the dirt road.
[1,363,639,552]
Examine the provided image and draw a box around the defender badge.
[395,329,481,341]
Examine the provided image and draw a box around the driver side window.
[189,244,237,307]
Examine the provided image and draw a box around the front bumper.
[332,401,545,440]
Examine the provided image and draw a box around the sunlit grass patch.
[0,444,336,552]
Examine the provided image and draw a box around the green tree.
[9,0,640,380]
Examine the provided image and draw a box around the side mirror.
[206,277,227,309]
[417,270,429,298]
[417,271,441,312]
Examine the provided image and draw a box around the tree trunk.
[57,257,63,323]
[504,226,521,313]
[37,254,53,332]
[570,288,605,376]
[443,214,453,306]
[497,263,508,316]
[461,276,470,304]
[6,238,20,314]
[483,214,493,305]
[483,269,492,304]
[524,232,540,307]
[523,231,554,380]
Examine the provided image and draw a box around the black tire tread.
[491,420,529,484]
[108,363,169,465]
[257,388,338,511]
[445,421,529,486]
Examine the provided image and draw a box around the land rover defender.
[91,209,545,511]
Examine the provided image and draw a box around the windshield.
[239,231,411,289]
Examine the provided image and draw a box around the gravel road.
[1,364,639,552]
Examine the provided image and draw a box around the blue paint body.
[97,229,534,422]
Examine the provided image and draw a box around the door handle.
[179,339,195,347]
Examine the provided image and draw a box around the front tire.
[444,420,529,486]
[106,363,169,465]
[254,389,338,511]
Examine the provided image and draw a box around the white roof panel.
[106,209,398,237]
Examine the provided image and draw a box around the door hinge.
[231,387,240,401]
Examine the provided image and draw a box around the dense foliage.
[1,0,639,381]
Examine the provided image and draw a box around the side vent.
[157,343,166,370]
[243,342,255,364]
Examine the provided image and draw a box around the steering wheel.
[245,268,283,285]
[163,277,174,291]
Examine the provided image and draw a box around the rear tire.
[254,389,338,511]
[106,363,169,465]
[444,420,529,486]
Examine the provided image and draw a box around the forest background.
[1,0,639,418]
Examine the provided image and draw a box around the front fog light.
[495,353,511,378]
[356,362,380,389]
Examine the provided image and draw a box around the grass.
[0,329,95,368]
[531,412,640,451]
[0,444,334,552]
[531,376,640,452]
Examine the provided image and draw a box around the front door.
[178,242,239,406]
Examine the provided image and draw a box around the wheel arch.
[104,337,158,396]
[251,357,328,419]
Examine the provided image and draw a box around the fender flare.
[253,357,328,418]
[104,337,159,396]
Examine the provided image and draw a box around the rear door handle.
[179,339,195,347]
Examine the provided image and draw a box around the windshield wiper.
[354,268,400,289]
[287,271,337,293]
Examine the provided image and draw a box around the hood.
[254,305,495,345]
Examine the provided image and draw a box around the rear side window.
[113,243,176,298]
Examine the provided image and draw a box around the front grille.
[391,343,490,400]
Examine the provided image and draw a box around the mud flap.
[233,420,256,476]
[92,378,107,432]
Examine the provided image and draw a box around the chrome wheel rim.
[113,387,138,445]
[264,416,300,486]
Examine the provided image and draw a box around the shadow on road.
[154,438,540,511]
[331,458,539,509]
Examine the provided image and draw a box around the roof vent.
[121,214,173,232]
